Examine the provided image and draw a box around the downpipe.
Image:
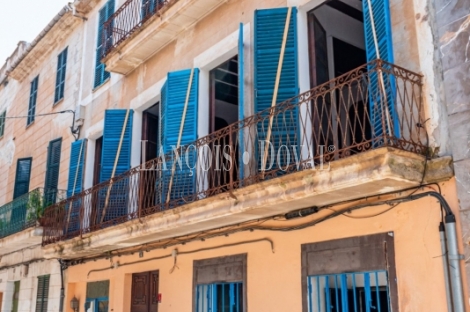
[412,192,465,312]
[440,222,453,312]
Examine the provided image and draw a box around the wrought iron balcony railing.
[0,188,66,239]
[42,60,425,245]
[101,0,173,60]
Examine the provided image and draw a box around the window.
[27,76,39,126]
[36,275,50,312]
[44,138,62,204]
[85,280,109,312]
[193,254,246,312]
[301,233,398,312]
[94,0,115,88]
[11,281,20,312]
[54,47,68,103]
[0,110,5,137]
[131,271,159,312]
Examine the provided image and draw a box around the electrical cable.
[0,110,74,119]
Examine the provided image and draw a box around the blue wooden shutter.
[13,158,32,199]
[54,48,68,103]
[254,7,299,173]
[94,0,114,88]
[28,76,39,125]
[100,109,133,182]
[44,138,62,204]
[67,140,86,198]
[238,23,245,182]
[363,0,399,139]
[160,69,199,205]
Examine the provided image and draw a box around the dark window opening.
[141,104,160,211]
[93,137,103,187]
[307,3,371,157]
[208,56,239,193]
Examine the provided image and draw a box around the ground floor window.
[193,254,246,312]
[302,233,397,312]
[85,280,109,312]
[307,271,390,312]
[196,282,243,312]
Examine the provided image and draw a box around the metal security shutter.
[44,138,62,204]
[363,0,399,139]
[27,76,39,125]
[254,8,299,172]
[13,158,32,199]
[36,275,50,312]
[94,0,114,88]
[54,47,68,103]
[160,69,199,205]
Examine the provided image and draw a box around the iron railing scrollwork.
[42,60,425,245]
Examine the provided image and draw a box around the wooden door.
[131,271,159,312]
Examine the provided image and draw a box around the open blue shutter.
[67,140,86,198]
[94,0,114,88]
[254,7,299,173]
[100,109,133,182]
[238,23,245,181]
[160,69,199,205]
[363,0,399,140]
[98,109,133,223]
[44,138,62,204]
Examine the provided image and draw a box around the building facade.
[0,0,468,311]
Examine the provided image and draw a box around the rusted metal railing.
[101,0,173,59]
[42,60,425,245]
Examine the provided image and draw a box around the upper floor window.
[54,47,68,103]
[94,0,115,88]
[0,110,5,137]
[27,76,39,126]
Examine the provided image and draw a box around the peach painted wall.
[63,180,469,312]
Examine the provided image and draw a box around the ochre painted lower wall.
[63,179,468,312]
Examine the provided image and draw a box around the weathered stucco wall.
[63,180,468,312]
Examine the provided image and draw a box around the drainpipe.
[440,222,453,312]
[410,192,465,312]
[58,259,65,312]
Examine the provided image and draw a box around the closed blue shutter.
[160,69,199,206]
[254,7,299,173]
[11,158,32,234]
[238,23,245,182]
[363,0,399,139]
[27,76,39,125]
[94,0,114,88]
[67,140,86,198]
[54,48,68,103]
[44,138,62,204]
[98,109,133,223]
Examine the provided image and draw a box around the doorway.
[140,104,160,212]
[131,271,159,312]
[307,1,371,157]
[208,56,239,193]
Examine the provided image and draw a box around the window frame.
[54,47,68,104]
[192,254,247,312]
[301,233,398,312]
[27,76,39,126]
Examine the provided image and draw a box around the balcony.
[101,0,228,74]
[0,188,66,254]
[41,61,453,258]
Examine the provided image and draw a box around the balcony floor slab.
[43,147,454,259]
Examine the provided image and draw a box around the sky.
[0,0,69,66]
